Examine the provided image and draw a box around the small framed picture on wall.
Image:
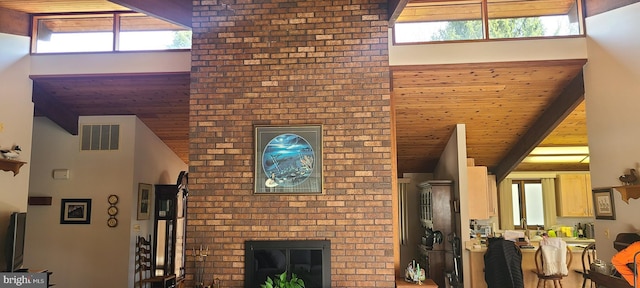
[137,183,152,220]
[60,198,92,224]
[593,187,616,220]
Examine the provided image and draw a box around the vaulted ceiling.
[2,0,632,178]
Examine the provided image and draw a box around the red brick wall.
[189,1,392,287]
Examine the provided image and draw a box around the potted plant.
[260,271,305,288]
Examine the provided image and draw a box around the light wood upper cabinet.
[468,166,490,219]
[555,173,593,217]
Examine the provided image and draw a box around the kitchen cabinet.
[555,173,593,217]
[468,166,489,219]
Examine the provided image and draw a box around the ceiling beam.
[492,70,585,182]
[108,0,192,28]
[0,6,29,36]
[388,0,410,27]
[32,83,79,135]
[584,0,640,17]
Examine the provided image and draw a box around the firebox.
[244,240,331,288]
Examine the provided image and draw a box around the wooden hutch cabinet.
[417,180,456,287]
[153,172,188,284]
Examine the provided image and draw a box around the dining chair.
[533,244,573,288]
[135,235,177,288]
[573,243,596,288]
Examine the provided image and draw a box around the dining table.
[587,269,633,288]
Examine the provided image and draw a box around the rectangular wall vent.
[81,124,120,151]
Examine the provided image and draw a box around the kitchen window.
[512,180,544,229]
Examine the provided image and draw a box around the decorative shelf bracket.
[613,185,640,204]
[0,158,27,176]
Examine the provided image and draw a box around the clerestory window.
[393,0,584,44]
[32,12,192,53]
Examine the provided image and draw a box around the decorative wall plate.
[108,206,118,216]
[108,194,119,205]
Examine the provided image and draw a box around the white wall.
[129,117,188,287]
[389,36,587,66]
[26,116,135,287]
[583,2,640,260]
[30,51,191,75]
[25,116,186,288]
[0,33,33,272]
[433,124,468,288]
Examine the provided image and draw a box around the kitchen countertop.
[465,237,595,253]
[561,237,597,243]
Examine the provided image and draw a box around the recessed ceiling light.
[530,146,589,155]
[523,155,589,163]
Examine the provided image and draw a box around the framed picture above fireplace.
[254,125,323,194]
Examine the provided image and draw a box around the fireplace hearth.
[244,240,331,288]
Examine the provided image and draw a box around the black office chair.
[484,238,524,288]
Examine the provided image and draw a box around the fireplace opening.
[244,240,331,288]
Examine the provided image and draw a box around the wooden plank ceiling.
[0,0,191,27]
[392,59,588,177]
[0,0,130,13]
[31,73,191,164]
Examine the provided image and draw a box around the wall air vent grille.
[80,124,120,151]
